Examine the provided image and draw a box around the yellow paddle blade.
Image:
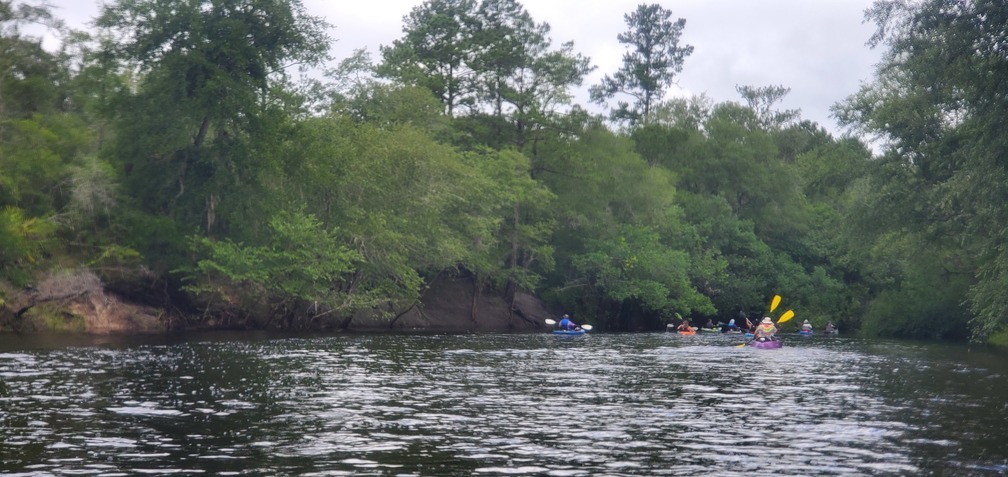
[736,342,747,348]
[770,295,782,312]
[777,310,795,324]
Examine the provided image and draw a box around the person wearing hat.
[800,319,813,333]
[753,317,778,341]
[557,313,579,331]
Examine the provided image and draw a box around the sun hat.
[762,317,772,324]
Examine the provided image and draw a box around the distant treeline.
[1,0,1005,343]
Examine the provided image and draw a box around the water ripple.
[1,333,1006,475]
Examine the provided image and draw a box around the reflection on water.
[1,332,1006,476]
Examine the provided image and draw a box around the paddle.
[545,318,592,331]
[770,294,781,313]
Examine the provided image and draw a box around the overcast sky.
[46,0,883,138]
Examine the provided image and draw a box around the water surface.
[1,331,1006,475]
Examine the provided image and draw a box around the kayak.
[678,329,696,336]
[798,330,813,336]
[699,327,720,333]
[553,329,586,336]
[748,339,782,349]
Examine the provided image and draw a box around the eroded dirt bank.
[0,270,556,334]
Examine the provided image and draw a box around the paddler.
[753,317,778,341]
[557,314,579,331]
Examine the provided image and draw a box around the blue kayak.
[553,329,587,336]
[798,330,813,336]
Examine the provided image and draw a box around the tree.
[467,0,593,149]
[95,0,331,239]
[0,0,64,122]
[836,0,1008,341]
[0,2,98,284]
[590,3,693,126]
[187,211,362,327]
[536,123,715,329]
[378,0,479,116]
[736,84,800,131]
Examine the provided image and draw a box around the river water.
[1,331,1006,476]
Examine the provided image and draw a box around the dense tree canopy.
[835,0,1004,341]
[1,0,1003,343]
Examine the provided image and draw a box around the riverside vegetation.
[1,0,1006,344]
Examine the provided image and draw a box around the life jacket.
[754,323,776,338]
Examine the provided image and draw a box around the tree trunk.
[470,274,480,323]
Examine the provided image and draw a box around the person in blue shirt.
[558,314,579,330]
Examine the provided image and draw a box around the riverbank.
[0,270,554,334]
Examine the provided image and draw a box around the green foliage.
[571,225,711,318]
[379,0,591,153]
[471,147,557,290]
[0,1,65,119]
[1,117,64,212]
[378,0,479,115]
[1,0,988,342]
[539,124,713,326]
[590,3,694,125]
[96,0,332,237]
[278,114,531,307]
[989,328,1008,348]
[469,0,593,149]
[673,191,768,320]
[187,211,362,310]
[0,206,54,283]
[1,113,92,216]
[334,82,451,137]
[736,84,800,130]
[837,0,1008,341]
[63,155,117,226]
[861,271,970,341]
